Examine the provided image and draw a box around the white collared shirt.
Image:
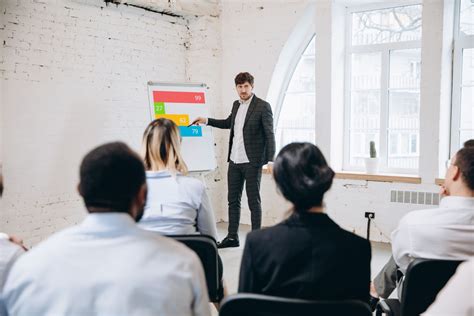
[230,95,253,164]
[0,233,24,291]
[2,213,210,316]
[139,170,218,240]
[392,196,474,273]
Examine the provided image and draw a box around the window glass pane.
[388,49,421,170]
[460,131,474,145]
[460,49,474,145]
[351,53,381,89]
[350,53,381,166]
[276,94,315,151]
[350,131,380,167]
[390,49,421,89]
[460,0,474,36]
[286,38,316,93]
[460,86,473,129]
[352,5,422,45]
[462,48,474,86]
[275,37,316,152]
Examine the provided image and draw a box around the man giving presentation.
[191,72,276,248]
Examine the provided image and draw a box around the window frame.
[450,0,474,156]
[343,1,423,174]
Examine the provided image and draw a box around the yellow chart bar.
[155,114,190,126]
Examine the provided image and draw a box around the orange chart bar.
[155,114,190,126]
[153,91,205,104]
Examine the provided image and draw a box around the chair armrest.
[376,299,401,316]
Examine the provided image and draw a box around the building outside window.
[451,0,474,154]
[274,36,316,152]
[345,4,422,173]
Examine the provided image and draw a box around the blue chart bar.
[179,126,202,137]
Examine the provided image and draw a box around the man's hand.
[439,184,448,199]
[9,235,28,251]
[189,117,207,126]
[263,162,273,174]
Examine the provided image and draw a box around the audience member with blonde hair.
[139,118,225,302]
[139,118,217,238]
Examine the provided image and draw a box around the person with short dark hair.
[190,72,276,248]
[463,139,474,148]
[370,141,474,308]
[238,142,371,302]
[2,142,210,316]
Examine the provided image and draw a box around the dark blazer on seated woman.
[238,142,371,303]
[239,212,371,302]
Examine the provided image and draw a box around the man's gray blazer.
[207,95,276,166]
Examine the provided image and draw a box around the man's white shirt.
[139,170,218,240]
[0,233,24,291]
[2,213,210,316]
[229,95,253,164]
[205,95,253,164]
[392,196,474,273]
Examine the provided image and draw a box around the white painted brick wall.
[185,14,227,228]
[0,0,211,246]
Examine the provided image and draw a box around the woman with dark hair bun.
[238,142,371,303]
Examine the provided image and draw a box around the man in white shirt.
[423,257,474,316]
[0,172,26,292]
[370,143,474,303]
[191,72,276,248]
[2,142,210,316]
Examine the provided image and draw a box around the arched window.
[274,36,316,152]
[451,0,474,154]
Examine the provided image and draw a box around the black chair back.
[168,234,220,302]
[219,293,372,316]
[400,258,463,316]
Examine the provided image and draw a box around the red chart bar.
[153,91,205,104]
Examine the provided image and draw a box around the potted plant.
[365,141,379,174]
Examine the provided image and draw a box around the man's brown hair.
[455,146,474,190]
[234,72,254,86]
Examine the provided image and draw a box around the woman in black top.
[238,142,371,303]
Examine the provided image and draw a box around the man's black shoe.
[217,236,240,249]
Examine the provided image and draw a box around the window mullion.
[450,44,463,156]
[380,49,390,172]
[343,52,352,170]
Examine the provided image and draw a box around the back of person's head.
[141,118,188,174]
[273,142,335,212]
[463,139,474,148]
[453,145,474,191]
[79,142,146,218]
